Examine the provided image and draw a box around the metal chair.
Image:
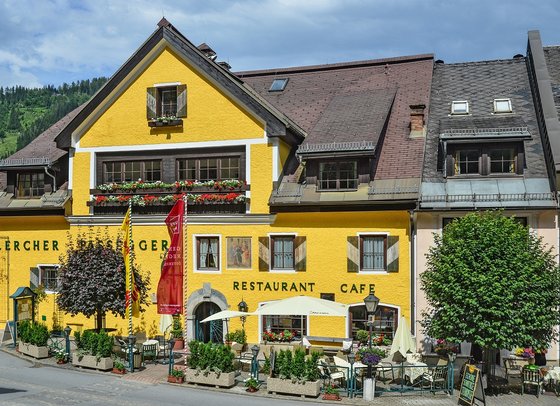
[142,342,158,365]
[504,358,523,384]
[522,367,544,397]
[154,335,167,360]
[421,365,448,393]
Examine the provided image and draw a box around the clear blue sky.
[1,0,559,88]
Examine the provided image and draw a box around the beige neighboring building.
[416,48,559,362]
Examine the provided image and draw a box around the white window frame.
[357,232,389,274]
[37,264,60,293]
[493,98,513,114]
[451,100,469,115]
[267,233,298,273]
[193,234,222,274]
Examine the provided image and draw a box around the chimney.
[197,43,217,61]
[217,61,231,70]
[410,104,426,135]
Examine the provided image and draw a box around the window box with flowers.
[434,339,460,358]
[148,116,183,128]
[91,179,247,194]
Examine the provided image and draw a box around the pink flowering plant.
[514,347,535,359]
[434,339,460,357]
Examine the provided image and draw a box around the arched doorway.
[194,302,223,343]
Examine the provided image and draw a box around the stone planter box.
[18,342,49,359]
[266,377,321,398]
[184,368,236,388]
[72,353,113,371]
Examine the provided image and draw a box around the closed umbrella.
[390,316,416,358]
[159,314,173,335]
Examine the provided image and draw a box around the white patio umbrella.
[254,295,348,316]
[200,310,251,323]
[389,316,416,358]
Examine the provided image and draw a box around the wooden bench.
[303,336,352,354]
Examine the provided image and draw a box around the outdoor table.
[403,361,429,383]
[544,366,560,395]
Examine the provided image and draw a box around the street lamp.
[250,344,260,380]
[363,286,380,380]
[167,337,175,376]
[238,298,248,331]
[63,326,72,360]
[347,351,356,398]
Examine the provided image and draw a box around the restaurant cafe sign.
[233,281,376,294]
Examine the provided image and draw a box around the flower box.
[148,119,183,128]
[322,393,341,401]
[112,368,126,375]
[184,368,236,388]
[167,375,185,384]
[266,378,321,398]
[18,342,49,359]
[72,353,113,371]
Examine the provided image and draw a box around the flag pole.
[127,199,134,372]
[182,195,188,343]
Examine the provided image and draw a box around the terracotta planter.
[322,393,341,401]
[112,368,126,374]
[173,339,184,350]
[56,359,67,365]
[246,387,258,393]
[167,375,185,384]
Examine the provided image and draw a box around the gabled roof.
[239,54,434,180]
[55,19,305,150]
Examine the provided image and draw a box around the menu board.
[458,364,485,406]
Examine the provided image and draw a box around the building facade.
[0,19,432,344]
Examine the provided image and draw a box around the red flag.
[157,199,185,314]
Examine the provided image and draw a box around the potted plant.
[168,367,185,383]
[357,346,386,365]
[184,340,237,387]
[17,320,50,359]
[54,349,69,364]
[71,330,114,371]
[434,339,460,359]
[322,383,341,400]
[356,330,369,346]
[267,348,322,397]
[112,357,126,374]
[245,376,260,392]
[171,316,184,350]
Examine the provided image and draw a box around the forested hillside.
[0,78,107,158]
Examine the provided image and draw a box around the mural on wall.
[227,237,251,269]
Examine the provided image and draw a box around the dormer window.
[451,101,469,115]
[269,78,289,92]
[17,172,45,198]
[493,98,512,113]
[146,84,187,126]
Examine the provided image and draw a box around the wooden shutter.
[386,236,399,272]
[516,151,524,175]
[146,87,157,119]
[30,267,40,290]
[176,84,187,117]
[258,237,269,272]
[445,155,454,177]
[347,236,359,273]
[294,236,306,272]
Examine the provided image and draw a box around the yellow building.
[0,19,433,345]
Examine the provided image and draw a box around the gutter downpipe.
[409,209,416,336]
[44,166,56,192]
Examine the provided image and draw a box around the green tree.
[421,211,560,351]
[56,228,150,330]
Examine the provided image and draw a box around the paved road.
[1,349,559,405]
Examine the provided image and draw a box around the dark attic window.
[269,78,289,92]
